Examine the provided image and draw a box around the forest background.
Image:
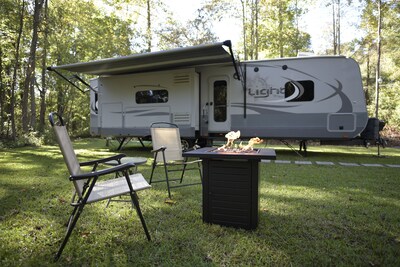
[0,0,399,146]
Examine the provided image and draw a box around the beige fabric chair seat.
[87,173,150,203]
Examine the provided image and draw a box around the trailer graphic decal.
[246,63,353,113]
[247,80,309,102]
[284,66,353,112]
[323,80,353,113]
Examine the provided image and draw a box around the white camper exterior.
[49,41,371,144]
[88,56,368,142]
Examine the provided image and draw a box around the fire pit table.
[183,147,276,230]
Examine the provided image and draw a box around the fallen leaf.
[165,198,177,205]
[80,232,91,238]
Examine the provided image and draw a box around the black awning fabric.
[49,41,233,76]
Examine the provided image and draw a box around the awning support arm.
[223,40,241,82]
[222,40,246,118]
[73,74,95,92]
[243,66,247,118]
[47,67,94,93]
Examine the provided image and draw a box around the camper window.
[136,89,168,104]
[284,80,314,102]
[214,80,227,122]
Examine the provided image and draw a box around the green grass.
[1,139,399,266]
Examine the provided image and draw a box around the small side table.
[105,156,147,173]
[104,157,148,207]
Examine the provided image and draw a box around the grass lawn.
[1,139,399,266]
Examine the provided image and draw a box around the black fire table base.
[183,147,276,230]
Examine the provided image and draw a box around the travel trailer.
[48,40,383,150]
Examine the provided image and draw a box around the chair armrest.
[151,146,166,153]
[80,154,126,166]
[70,162,135,181]
[183,159,202,164]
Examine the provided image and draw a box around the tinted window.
[284,80,314,102]
[136,90,168,104]
[214,80,227,122]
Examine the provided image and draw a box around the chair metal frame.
[149,122,202,198]
[49,112,151,261]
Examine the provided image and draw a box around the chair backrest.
[150,122,184,162]
[49,112,85,197]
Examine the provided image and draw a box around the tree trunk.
[254,0,259,60]
[294,0,300,56]
[332,0,337,54]
[249,1,255,60]
[22,0,44,132]
[241,0,247,60]
[29,76,36,130]
[337,0,341,55]
[146,0,152,52]
[4,66,12,137]
[375,0,382,119]
[38,0,48,133]
[0,47,4,136]
[278,1,283,57]
[10,0,26,140]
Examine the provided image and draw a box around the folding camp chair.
[149,122,202,198]
[49,112,151,260]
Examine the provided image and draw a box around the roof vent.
[173,74,190,84]
[173,113,190,125]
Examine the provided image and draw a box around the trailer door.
[208,76,230,132]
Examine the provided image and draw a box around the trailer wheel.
[181,139,193,150]
[181,139,190,151]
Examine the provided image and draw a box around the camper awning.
[48,40,234,76]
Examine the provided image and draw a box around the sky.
[163,0,364,55]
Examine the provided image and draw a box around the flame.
[217,131,263,152]
[239,137,263,151]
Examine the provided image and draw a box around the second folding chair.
[149,122,202,198]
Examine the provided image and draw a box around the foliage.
[0,140,399,266]
[257,0,311,58]
[349,0,400,129]
[156,0,222,49]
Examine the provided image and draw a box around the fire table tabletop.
[183,147,276,160]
